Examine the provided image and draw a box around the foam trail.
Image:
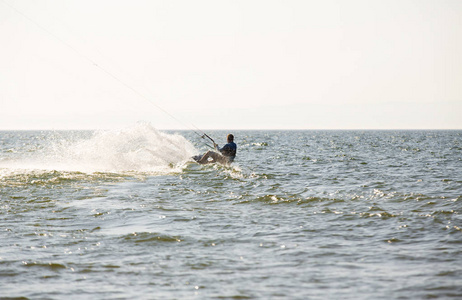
[1,123,197,174]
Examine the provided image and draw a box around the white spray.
[1,123,197,174]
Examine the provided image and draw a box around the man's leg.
[197,151,221,164]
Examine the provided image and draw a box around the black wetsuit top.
[218,142,237,162]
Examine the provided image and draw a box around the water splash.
[0,123,197,174]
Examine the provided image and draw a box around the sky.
[1,0,461,130]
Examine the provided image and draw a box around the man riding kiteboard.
[193,134,237,165]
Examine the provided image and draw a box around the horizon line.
[1,128,461,131]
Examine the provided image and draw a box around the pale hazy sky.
[1,0,461,130]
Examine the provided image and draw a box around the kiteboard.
[192,152,231,165]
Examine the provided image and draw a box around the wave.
[0,123,197,174]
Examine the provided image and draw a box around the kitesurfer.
[194,134,237,165]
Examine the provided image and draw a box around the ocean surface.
[1,124,461,299]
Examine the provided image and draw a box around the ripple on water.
[120,232,184,244]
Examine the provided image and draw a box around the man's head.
[227,134,234,143]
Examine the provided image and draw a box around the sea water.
[1,123,461,299]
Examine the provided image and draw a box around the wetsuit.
[217,142,237,163]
